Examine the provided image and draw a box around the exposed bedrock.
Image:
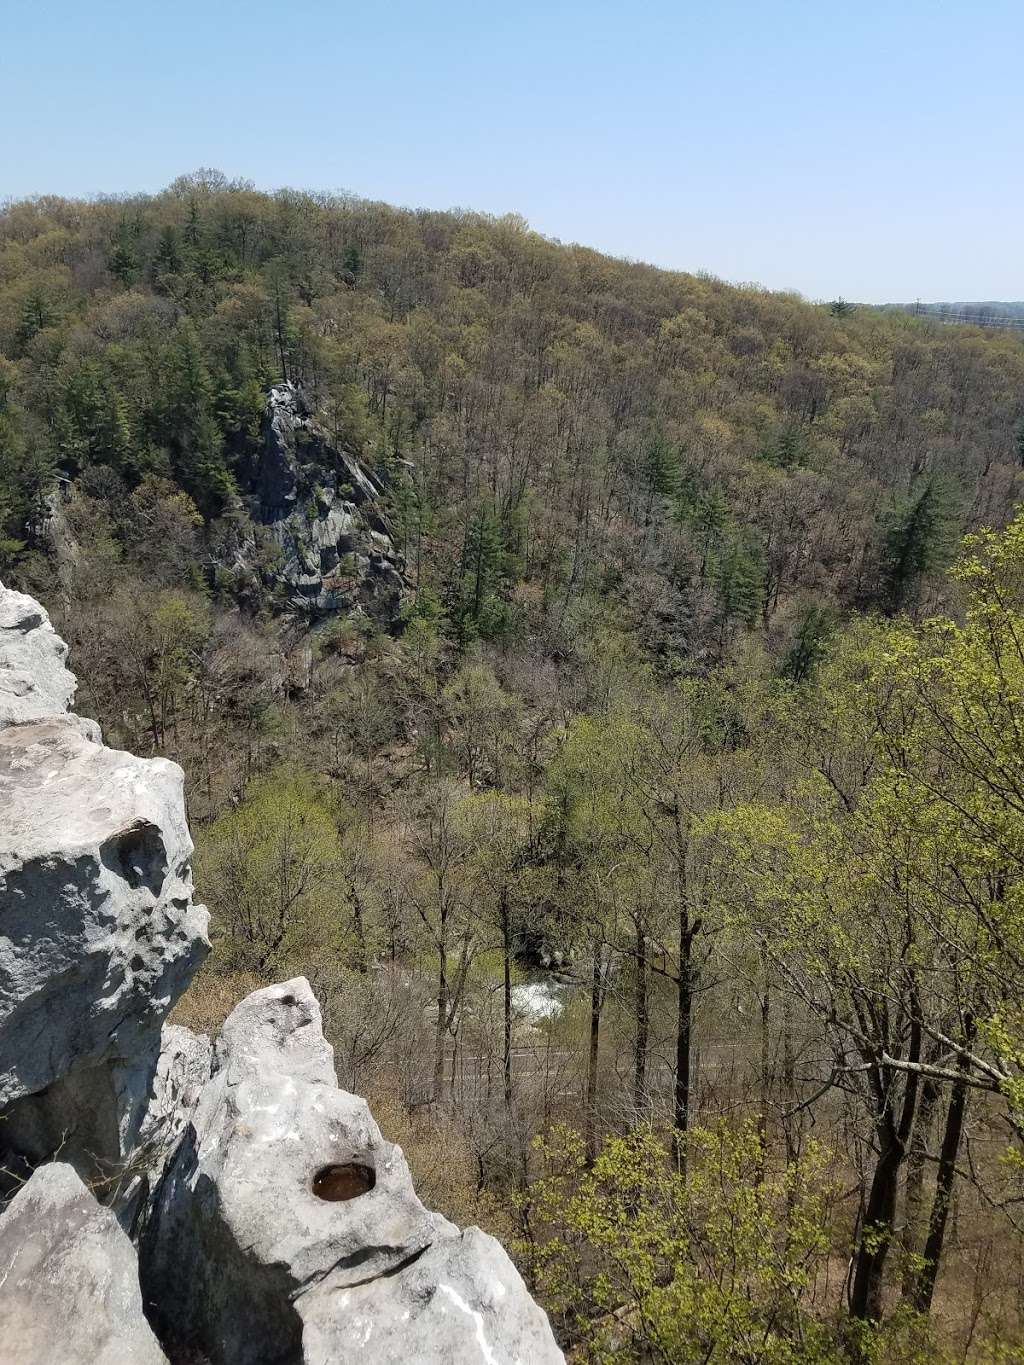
[236,382,408,622]
[143,978,562,1364]
[0,584,209,1190]
[0,582,79,724]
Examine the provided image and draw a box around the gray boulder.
[0,1162,166,1364]
[301,1222,564,1365]
[0,584,79,727]
[144,978,563,1364]
[0,579,209,1189]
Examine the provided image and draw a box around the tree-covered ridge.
[3,170,1024,656]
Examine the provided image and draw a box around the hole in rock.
[99,820,167,895]
[311,1162,376,1202]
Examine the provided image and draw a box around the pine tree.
[12,292,55,354]
[642,433,679,525]
[713,530,765,635]
[108,222,139,286]
[55,364,138,479]
[775,425,805,469]
[155,322,234,515]
[451,503,508,644]
[151,224,182,279]
[693,488,730,583]
[881,475,959,614]
[779,602,836,683]
[0,401,56,568]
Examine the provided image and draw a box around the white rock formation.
[0,578,564,1365]
[0,1162,167,1365]
[144,978,562,1363]
[0,583,209,1185]
[0,584,78,724]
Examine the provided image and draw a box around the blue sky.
[3,0,1022,302]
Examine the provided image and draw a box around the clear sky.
[3,0,1022,303]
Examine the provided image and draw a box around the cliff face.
[236,383,408,624]
[0,581,562,1365]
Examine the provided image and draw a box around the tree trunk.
[850,1121,905,1321]
[781,988,798,1167]
[585,944,602,1167]
[501,892,513,1113]
[433,948,448,1102]
[633,918,649,1120]
[908,1058,971,1313]
[351,882,368,975]
[850,989,923,1322]
[672,904,693,1172]
[757,963,772,1180]
[901,1077,938,1300]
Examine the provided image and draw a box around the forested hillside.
[4,172,1024,1361]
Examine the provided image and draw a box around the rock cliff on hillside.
[0,580,563,1365]
[236,383,408,623]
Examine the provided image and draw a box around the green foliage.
[779,601,837,683]
[12,289,59,354]
[881,474,960,613]
[0,178,1018,648]
[151,320,235,514]
[526,1123,844,1364]
[643,433,680,506]
[197,769,342,974]
[710,528,766,631]
[450,503,516,645]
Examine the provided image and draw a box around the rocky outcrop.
[0,579,563,1365]
[0,591,209,1190]
[237,383,408,623]
[0,1162,167,1365]
[0,583,79,724]
[143,978,561,1364]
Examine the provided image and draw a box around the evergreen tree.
[151,224,182,279]
[55,364,137,479]
[642,433,679,524]
[451,503,509,644]
[881,474,959,614]
[779,601,836,683]
[692,488,731,583]
[153,322,234,516]
[712,530,765,634]
[0,399,57,569]
[757,425,806,469]
[12,291,56,354]
[775,425,805,469]
[108,222,139,286]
